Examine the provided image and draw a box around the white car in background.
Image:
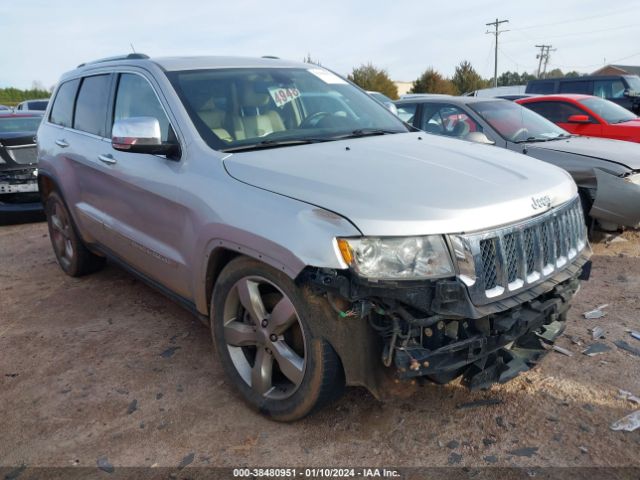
[367,91,398,115]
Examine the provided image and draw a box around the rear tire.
[45,192,105,277]
[211,256,344,421]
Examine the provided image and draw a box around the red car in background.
[516,94,640,143]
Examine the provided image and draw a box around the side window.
[594,79,625,99]
[74,75,111,137]
[113,73,171,142]
[396,103,417,124]
[558,81,591,94]
[524,101,593,123]
[49,79,80,127]
[421,105,482,138]
[528,82,555,94]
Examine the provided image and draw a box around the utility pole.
[486,18,509,88]
[535,45,555,78]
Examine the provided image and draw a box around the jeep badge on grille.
[531,195,551,210]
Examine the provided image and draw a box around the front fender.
[193,207,360,314]
[591,169,640,227]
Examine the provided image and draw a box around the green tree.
[409,68,456,94]
[348,63,398,99]
[545,68,564,79]
[451,61,488,94]
[498,71,538,87]
[497,71,521,87]
[0,84,51,107]
[564,70,582,78]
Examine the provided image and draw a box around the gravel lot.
[1,221,639,472]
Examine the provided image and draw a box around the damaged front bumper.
[591,169,640,228]
[305,250,590,394]
[394,275,579,389]
[0,168,42,218]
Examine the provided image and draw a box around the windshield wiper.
[221,138,325,153]
[515,136,552,143]
[327,128,402,140]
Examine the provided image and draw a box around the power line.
[502,23,637,44]
[486,18,509,88]
[509,6,640,31]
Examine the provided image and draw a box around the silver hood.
[526,135,640,170]
[224,132,577,236]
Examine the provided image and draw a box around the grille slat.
[503,233,518,283]
[523,228,536,275]
[479,238,498,290]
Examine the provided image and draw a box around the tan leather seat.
[240,87,285,138]
[197,98,234,142]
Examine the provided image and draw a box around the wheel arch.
[37,170,60,203]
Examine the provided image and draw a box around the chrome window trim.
[45,69,183,156]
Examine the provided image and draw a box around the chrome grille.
[451,197,587,305]
[7,145,37,165]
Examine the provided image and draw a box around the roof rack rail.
[77,53,149,68]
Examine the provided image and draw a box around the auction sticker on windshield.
[268,86,300,108]
[308,68,348,85]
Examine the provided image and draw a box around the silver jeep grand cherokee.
[37,54,591,421]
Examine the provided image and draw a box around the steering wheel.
[300,111,332,128]
[512,127,529,142]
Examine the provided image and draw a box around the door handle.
[98,154,117,165]
[55,139,69,148]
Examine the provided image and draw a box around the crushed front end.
[305,196,591,392]
[0,135,42,219]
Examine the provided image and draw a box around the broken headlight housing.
[337,236,454,280]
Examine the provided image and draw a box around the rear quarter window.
[526,82,555,94]
[49,79,80,127]
[558,80,592,94]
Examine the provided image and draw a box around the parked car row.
[526,74,640,114]
[33,54,593,420]
[394,94,640,231]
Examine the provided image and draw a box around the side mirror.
[112,117,179,156]
[567,114,590,124]
[465,131,495,145]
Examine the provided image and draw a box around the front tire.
[211,257,344,421]
[45,192,105,277]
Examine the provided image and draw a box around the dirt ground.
[1,221,639,472]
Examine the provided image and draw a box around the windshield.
[580,97,637,124]
[625,76,640,94]
[470,100,569,142]
[167,67,408,151]
[0,116,42,133]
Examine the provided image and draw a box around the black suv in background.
[526,75,640,113]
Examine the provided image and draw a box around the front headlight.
[337,236,454,280]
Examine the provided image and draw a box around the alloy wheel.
[222,276,306,399]
[49,201,74,269]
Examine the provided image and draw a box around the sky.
[1,0,640,89]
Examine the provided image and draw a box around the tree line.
[0,82,51,106]
[345,61,585,99]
